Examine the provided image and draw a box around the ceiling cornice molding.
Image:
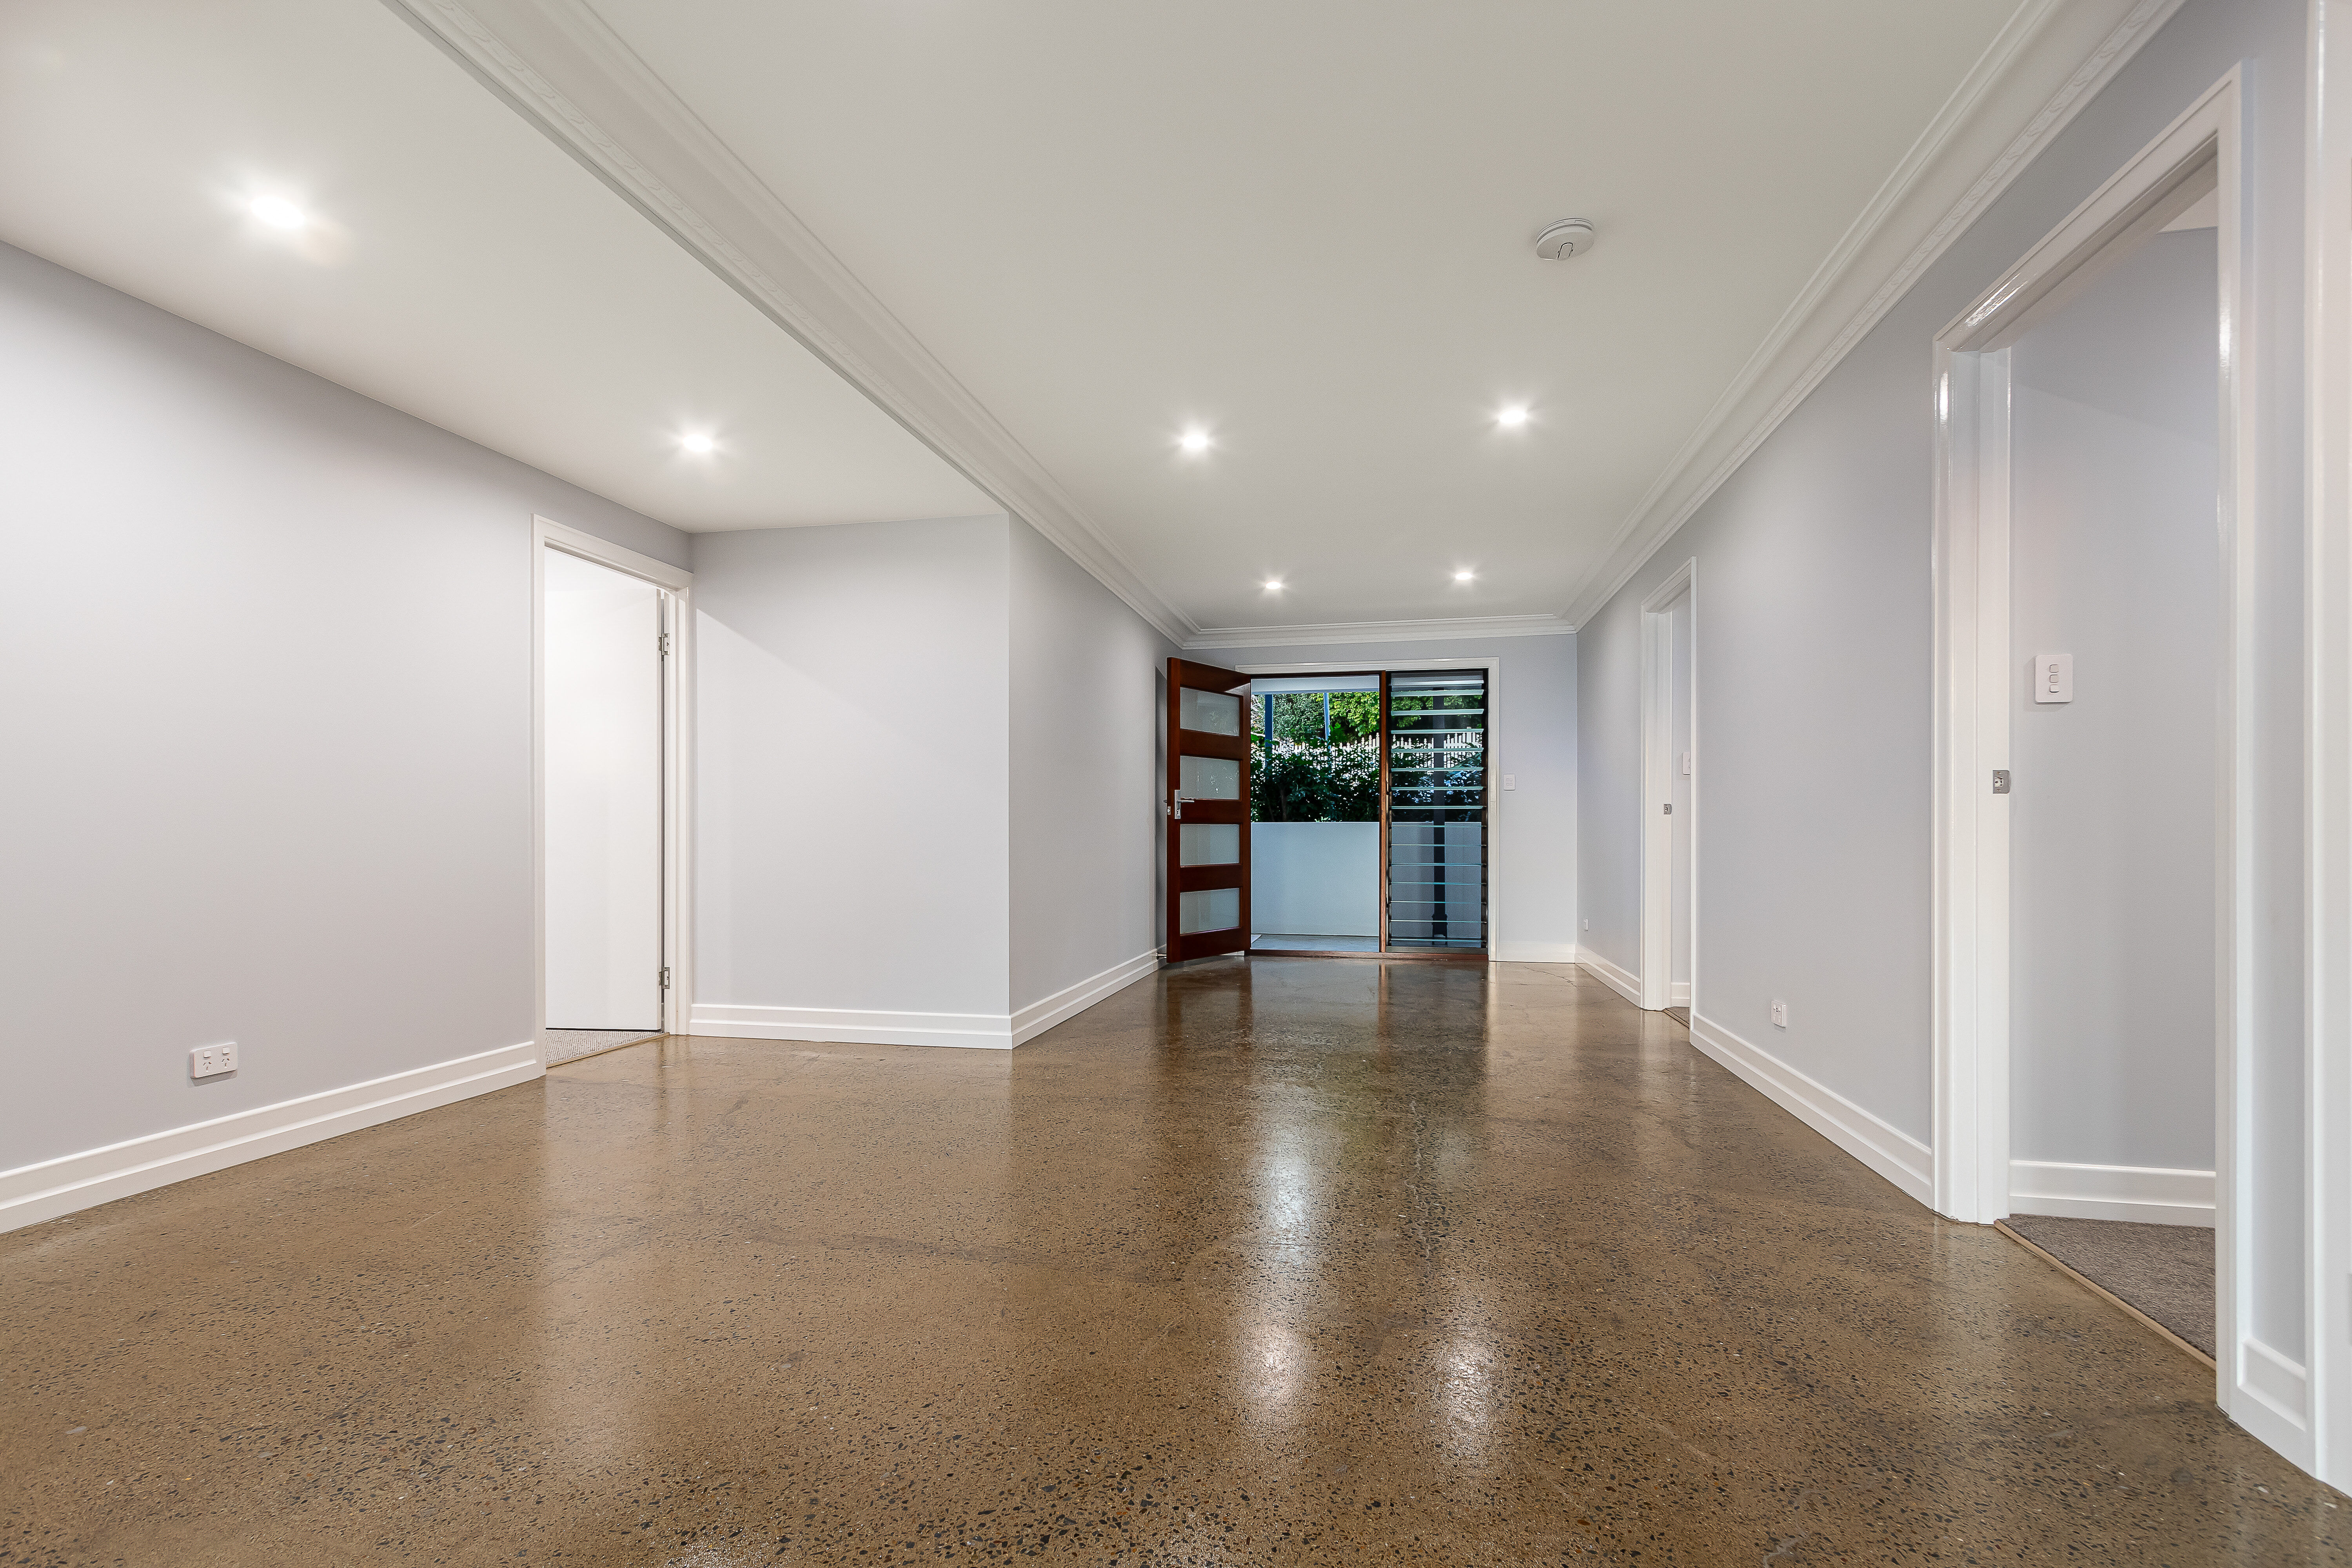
[378,0,1197,644]
[1558,0,2187,631]
[1184,614,1576,652]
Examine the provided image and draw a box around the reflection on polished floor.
[4,961,2343,1564]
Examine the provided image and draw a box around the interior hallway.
[3,962,2337,1566]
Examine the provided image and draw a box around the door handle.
[1171,792,1195,820]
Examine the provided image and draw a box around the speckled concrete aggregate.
[3,959,2344,1565]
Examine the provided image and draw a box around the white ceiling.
[3,0,2145,637]
[578,0,2028,628]
[0,0,990,531]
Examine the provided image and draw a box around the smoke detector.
[1535,218,1597,260]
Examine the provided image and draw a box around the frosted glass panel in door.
[544,548,662,1029]
[1180,824,1240,865]
[1181,687,1242,735]
[1179,887,1241,933]
[1179,755,1241,799]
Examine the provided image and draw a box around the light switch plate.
[190,1042,239,1080]
[1501,773,1516,790]
[1769,1000,1789,1029]
[2034,652,2072,703]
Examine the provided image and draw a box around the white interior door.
[1668,598,1694,1007]
[544,547,663,1028]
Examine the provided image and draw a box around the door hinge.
[658,631,672,656]
[659,966,671,990]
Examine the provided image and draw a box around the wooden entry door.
[1165,658,1252,962]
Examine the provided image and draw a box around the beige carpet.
[544,1028,661,1066]
[2004,1213,2215,1359]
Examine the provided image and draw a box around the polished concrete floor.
[4,960,2344,1565]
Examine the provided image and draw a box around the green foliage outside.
[1248,686,1487,822]
[1252,690,1378,820]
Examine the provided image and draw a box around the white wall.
[0,239,688,1194]
[691,513,1174,1043]
[1575,0,2305,1346]
[691,517,1013,1034]
[543,548,664,1030]
[1206,632,1578,961]
[1253,822,1380,936]
[2009,225,2218,1181]
[1008,518,1177,1013]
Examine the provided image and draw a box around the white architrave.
[532,516,695,1055]
[2303,0,2352,1493]
[1638,563,1698,1013]
[1928,72,2286,1454]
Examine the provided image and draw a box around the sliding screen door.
[1386,669,1488,952]
[1165,658,1251,962]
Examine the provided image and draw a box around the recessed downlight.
[249,195,307,230]
[680,432,716,455]
[1178,428,1212,455]
[1455,570,1476,582]
[1263,578,1285,591]
[1495,405,1530,429]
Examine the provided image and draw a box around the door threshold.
[1250,948,1488,963]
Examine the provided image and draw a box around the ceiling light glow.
[1263,578,1284,591]
[680,433,716,455]
[250,196,307,230]
[1179,428,1211,455]
[1496,405,1530,429]
[1455,570,1475,582]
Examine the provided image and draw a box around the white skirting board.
[0,1042,542,1235]
[1572,947,1645,1007]
[2007,1160,2216,1227]
[690,950,1161,1051]
[1494,941,1578,962]
[1009,951,1161,1044]
[1685,1011,1934,1207]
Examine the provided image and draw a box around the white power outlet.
[1769,1000,1788,1030]
[1582,918,1591,931]
[190,1042,239,1080]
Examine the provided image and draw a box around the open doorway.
[1235,664,1491,960]
[1997,162,2220,1360]
[535,518,691,1066]
[1249,674,1380,953]
[1931,75,2247,1406]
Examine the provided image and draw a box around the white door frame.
[2305,0,2352,1490]
[1928,71,2269,1440]
[532,516,694,1057]
[1235,657,1505,955]
[1638,563,1698,1011]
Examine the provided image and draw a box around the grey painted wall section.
[0,239,686,1171]
[1008,516,1178,1013]
[692,517,1015,1018]
[1575,0,2305,1346]
[2009,228,2219,1175]
[1204,633,1578,959]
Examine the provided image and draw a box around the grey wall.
[1575,0,2305,1345]
[1008,517,1178,1011]
[2009,227,2219,1175]
[0,239,686,1171]
[1201,633,1578,960]
[692,517,1014,1018]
